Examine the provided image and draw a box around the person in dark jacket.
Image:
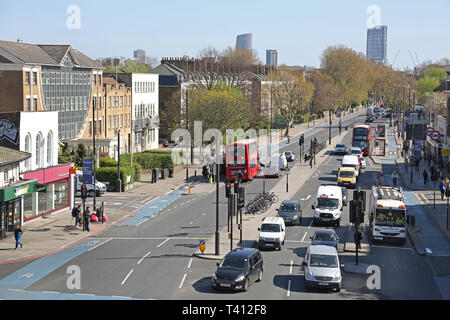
[72,205,81,227]
[84,207,91,232]
[440,179,447,200]
[423,169,428,185]
[14,225,23,249]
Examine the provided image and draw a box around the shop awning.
[0,180,37,202]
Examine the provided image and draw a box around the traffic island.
[406,225,427,255]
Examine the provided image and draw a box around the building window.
[25,72,30,85]
[98,120,102,135]
[24,134,31,170]
[36,133,43,168]
[120,96,123,107]
[120,114,123,128]
[33,72,37,85]
[125,114,127,128]
[33,98,37,111]
[47,131,53,166]
[109,96,111,108]
[109,115,111,129]
[26,98,31,111]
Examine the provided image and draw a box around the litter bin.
[152,168,159,183]
[160,168,168,180]
[168,168,174,178]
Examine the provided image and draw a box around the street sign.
[413,140,422,159]
[426,127,435,136]
[199,239,206,254]
[430,130,441,141]
[82,159,93,184]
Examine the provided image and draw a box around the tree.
[74,144,88,167]
[160,89,184,139]
[188,83,251,134]
[320,45,371,108]
[268,68,314,137]
[104,59,152,73]
[309,70,340,116]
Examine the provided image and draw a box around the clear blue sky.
[1,0,449,70]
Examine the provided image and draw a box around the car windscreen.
[317,198,339,209]
[219,256,249,271]
[339,171,355,178]
[336,144,345,148]
[280,203,297,212]
[313,232,335,242]
[375,209,406,227]
[351,149,362,155]
[260,223,281,232]
[309,254,338,268]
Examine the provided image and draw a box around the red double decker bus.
[352,125,374,156]
[225,139,260,181]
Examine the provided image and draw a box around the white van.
[366,107,374,117]
[261,153,287,177]
[257,216,286,250]
[342,155,360,177]
[75,172,107,197]
[312,185,344,226]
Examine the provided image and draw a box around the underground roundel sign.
[199,239,206,254]
[426,127,435,136]
[430,130,441,141]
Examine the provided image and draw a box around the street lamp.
[116,129,122,193]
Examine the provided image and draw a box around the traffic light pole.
[215,162,220,255]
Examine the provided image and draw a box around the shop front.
[22,163,72,223]
[0,180,37,239]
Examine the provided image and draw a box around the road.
[0,113,446,300]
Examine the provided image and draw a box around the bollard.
[188,184,191,194]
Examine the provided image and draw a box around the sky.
[1,0,449,70]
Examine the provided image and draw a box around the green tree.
[74,144,88,167]
[188,83,251,133]
[104,59,152,73]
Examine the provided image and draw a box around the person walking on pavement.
[423,169,428,185]
[84,206,91,232]
[440,179,446,200]
[392,170,399,187]
[72,204,81,227]
[14,224,23,249]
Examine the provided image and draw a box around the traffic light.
[299,135,304,146]
[237,186,245,209]
[349,200,356,224]
[225,183,231,198]
[234,180,239,194]
[81,184,87,200]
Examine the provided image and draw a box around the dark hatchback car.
[310,229,339,251]
[212,248,263,292]
[277,200,302,225]
[365,115,374,123]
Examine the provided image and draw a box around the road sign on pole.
[82,159,93,184]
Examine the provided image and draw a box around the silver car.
[303,245,342,292]
[349,147,366,169]
[334,144,347,155]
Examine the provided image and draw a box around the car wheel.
[87,190,95,197]
[257,269,263,282]
[243,279,250,292]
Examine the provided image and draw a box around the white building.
[104,72,159,153]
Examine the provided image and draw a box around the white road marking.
[157,238,170,248]
[187,258,193,269]
[371,245,412,250]
[301,232,308,242]
[289,260,293,274]
[42,291,60,294]
[121,269,134,285]
[88,238,112,251]
[306,195,311,200]
[75,293,94,296]
[189,221,193,225]
[137,251,152,265]
[8,289,25,292]
[287,280,291,297]
[202,212,206,216]
[425,248,433,254]
[135,218,149,227]
[307,220,313,229]
[179,273,187,289]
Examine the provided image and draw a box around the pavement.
[0,107,365,265]
[386,127,450,256]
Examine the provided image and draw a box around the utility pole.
[329,109,332,145]
[93,74,98,212]
[215,161,220,255]
[116,129,122,192]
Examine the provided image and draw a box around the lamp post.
[116,129,122,193]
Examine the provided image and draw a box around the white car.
[257,217,286,251]
[349,147,366,169]
[334,144,347,155]
[284,151,295,162]
[303,245,342,292]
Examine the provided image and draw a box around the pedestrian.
[416,158,420,172]
[445,177,449,189]
[84,206,91,232]
[423,169,428,185]
[440,179,447,200]
[392,170,399,187]
[72,204,81,227]
[14,224,23,249]
[202,165,207,181]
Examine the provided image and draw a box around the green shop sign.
[0,180,37,202]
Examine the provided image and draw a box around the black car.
[277,200,302,225]
[310,229,339,251]
[365,115,374,123]
[212,248,263,292]
[159,139,169,148]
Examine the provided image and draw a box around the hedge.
[120,152,177,169]
[99,156,141,182]
[95,166,135,189]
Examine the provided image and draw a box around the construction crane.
[392,50,400,66]
[409,51,417,68]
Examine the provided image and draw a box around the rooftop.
[0,146,31,167]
